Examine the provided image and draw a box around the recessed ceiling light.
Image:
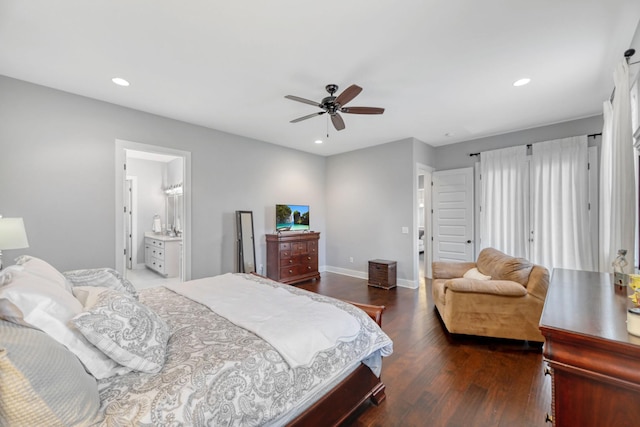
[513,78,531,87]
[112,77,130,87]
[314,139,323,144]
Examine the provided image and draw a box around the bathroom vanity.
[144,232,182,278]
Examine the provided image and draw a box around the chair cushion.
[476,248,533,286]
[445,278,528,297]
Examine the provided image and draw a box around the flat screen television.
[276,204,310,231]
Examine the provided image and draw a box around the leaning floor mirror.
[236,210,256,273]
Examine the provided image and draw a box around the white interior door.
[432,167,474,262]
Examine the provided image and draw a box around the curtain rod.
[468,132,602,157]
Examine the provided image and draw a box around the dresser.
[266,232,320,285]
[144,232,181,278]
[539,269,640,426]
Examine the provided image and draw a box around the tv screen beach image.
[276,204,310,231]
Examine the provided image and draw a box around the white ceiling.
[1,1,639,156]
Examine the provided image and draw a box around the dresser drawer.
[280,256,299,268]
[149,257,165,274]
[148,247,164,260]
[280,248,292,258]
[300,254,318,267]
[279,265,301,279]
[147,238,164,249]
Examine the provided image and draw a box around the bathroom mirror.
[236,210,256,273]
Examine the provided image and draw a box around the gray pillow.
[0,319,101,426]
[63,268,139,300]
[71,290,170,373]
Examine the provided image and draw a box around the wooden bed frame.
[288,301,387,426]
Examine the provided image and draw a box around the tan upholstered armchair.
[431,248,549,343]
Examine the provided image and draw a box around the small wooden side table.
[368,259,397,289]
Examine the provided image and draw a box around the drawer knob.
[545,413,553,423]
[289,270,293,274]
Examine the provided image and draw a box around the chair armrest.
[432,261,477,279]
[444,278,527,297]
[525,265,549,302]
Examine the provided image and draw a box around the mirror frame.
[236,210,257,273]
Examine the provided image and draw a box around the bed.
[0,256,393,426]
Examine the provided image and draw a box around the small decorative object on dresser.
[266,232,320,285]
[368,259,397,289]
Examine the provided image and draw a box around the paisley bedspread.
[95,273,393,426]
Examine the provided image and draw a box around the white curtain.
[531,136,593,271]
[480,145,529,257]
[599,60,636,273]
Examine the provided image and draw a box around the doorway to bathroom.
[115,139,191,290]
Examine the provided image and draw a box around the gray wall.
[325,138,431,285]
[0,73,607,286]
[0,76,326,279]
[433,115,604,171]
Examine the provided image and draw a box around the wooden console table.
[539,269,640,426]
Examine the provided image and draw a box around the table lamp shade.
[0,218,29,250]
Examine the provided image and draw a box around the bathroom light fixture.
[0,217,29,270]
[513,78,531,87]
[314,139,323,144]
[112,77,130,87]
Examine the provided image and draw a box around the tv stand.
[266,232,320,285]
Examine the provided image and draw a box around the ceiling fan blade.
[285,95,322,107]
[331,113,345,131]
[334,84,362,107]
[290,111,325,123]
[340,106,385,115]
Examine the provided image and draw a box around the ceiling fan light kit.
[285,84,384,131]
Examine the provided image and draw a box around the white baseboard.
[322,265,419,289]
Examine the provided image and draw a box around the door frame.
[415,163,433,282]
[115,139,192,281]
[125,176,138,269]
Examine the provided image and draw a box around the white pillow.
[15,255,73,294]
[463,267,492,281]
[72,286,109,309]
[71,290,170,373]
[0,265,130,379]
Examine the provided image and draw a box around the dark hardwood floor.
[298,272,551,427]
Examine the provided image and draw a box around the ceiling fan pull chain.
[326,115,329,138]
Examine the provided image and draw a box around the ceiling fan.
[285,84,384,131]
